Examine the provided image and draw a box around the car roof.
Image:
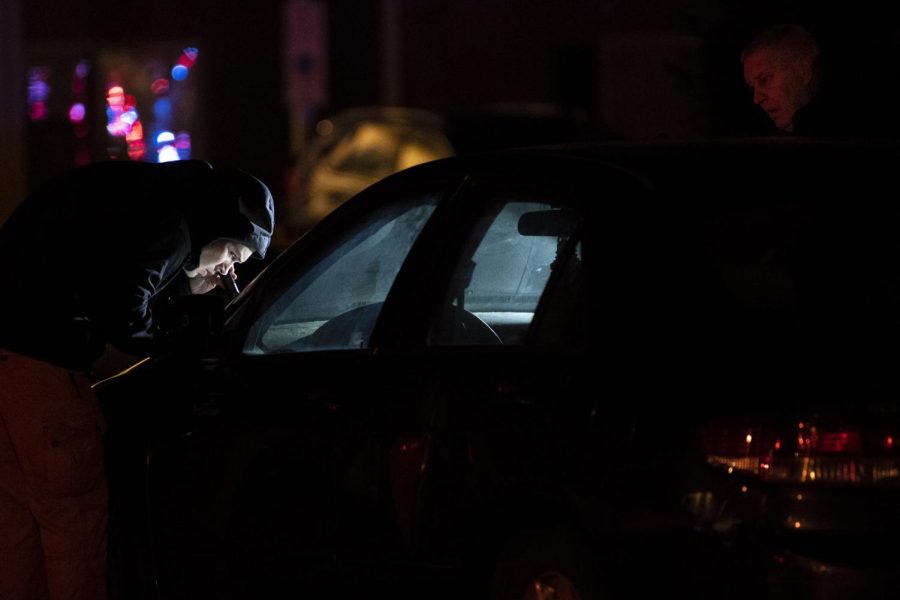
[401,137,900,198]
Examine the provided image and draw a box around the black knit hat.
[217,168,275,259]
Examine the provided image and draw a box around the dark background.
[13,0,900,229]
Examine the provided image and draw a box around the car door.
[416,177,598,553]
[327,167,625,592]
[144,353,340,599]
[145,179,457,598]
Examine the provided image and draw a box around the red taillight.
[698,420,900,486]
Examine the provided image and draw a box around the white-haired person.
[741,24,827,134]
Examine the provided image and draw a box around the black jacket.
[0,160,274,371]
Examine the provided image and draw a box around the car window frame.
[223,166,467,358]
[371,164,606,352]
[226,153,649,358]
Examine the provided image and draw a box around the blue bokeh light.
[153,98,172,122]
[171,64,189,81]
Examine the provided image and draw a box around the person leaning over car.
[742,23,900,138]
[0,159,274,600]
[741,24,825,134]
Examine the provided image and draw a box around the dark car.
[98,139,900,599]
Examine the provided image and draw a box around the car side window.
[242,193,439,354]
[428,199,579,346]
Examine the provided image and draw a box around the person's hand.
[188,270,236,295]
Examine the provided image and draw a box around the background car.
[279,106,454,247]
[98,139,900,599]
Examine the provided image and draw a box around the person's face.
[184,240,254,278]
[743,48,811,131]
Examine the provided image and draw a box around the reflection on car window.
[243,193,439,354]
[429,200,579,346]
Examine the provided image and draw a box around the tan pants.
[0,350,107,600]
